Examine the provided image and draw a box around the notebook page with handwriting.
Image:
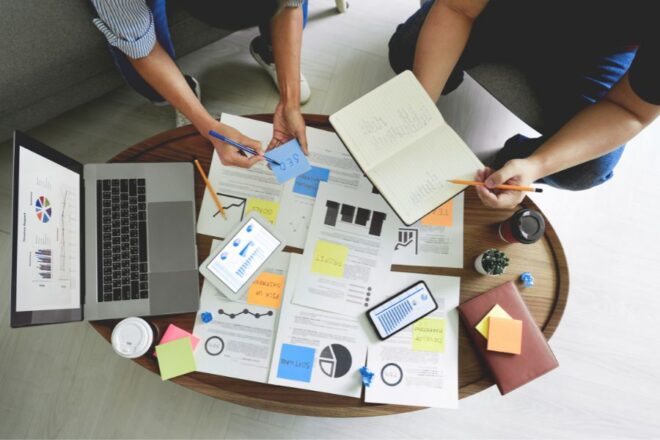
[330,71,483,225]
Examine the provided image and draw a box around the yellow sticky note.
[412,318,445,352]
[475,304,512,339]
[247,272,285,309]
[155,337,196,381]
[421,200,453,227]
[246,198,279,224]
[311,240,348,278]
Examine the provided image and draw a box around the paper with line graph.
[365,272,460,408]
[391,193,464,268]
[192,242,290,383]
[196,114,370,248]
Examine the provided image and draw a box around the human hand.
[269,102,308,155]
[204,120,263,168]
[475,159,542,209]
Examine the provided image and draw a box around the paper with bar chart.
[292,183,398,317]
[391,193,464,268]
[15,146,80,311]
[365,272,460,408]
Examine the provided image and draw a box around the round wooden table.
[91,114,569,417]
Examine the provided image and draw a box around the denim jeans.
[388,0,637,191]
[92,0,308,105]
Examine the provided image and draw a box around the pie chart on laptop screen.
[35,195,52,223]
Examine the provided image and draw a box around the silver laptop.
[10,131,199,327]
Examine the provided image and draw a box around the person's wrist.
[279,83,301,109]
[524,154,549,182]
[195,115,221,140]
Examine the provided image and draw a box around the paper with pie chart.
[268,254,369,397]
[14,145,81,312]
[365,272,460,408]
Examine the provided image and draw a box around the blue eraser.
[359,366,374,387]
[201,311,213,323]
[520,272,534,288]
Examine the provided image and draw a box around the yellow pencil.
[194,159,227,219]
[448,179,543,193]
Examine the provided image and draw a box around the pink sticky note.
[154,324,199,356]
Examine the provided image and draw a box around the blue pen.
[208,130,281,166]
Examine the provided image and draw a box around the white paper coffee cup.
[111,317,154,359]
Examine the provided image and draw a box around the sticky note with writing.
[265,139,312,183]
[293,166,330,198]
[277,343,315,382]
[311,240,349,278]
[247,272,285,309]
[246,197,280,224]
[412,317,445,352]
[475,304,512,339]
[421,199,453,227]
[155,337,196,381]
[487,317,523,354]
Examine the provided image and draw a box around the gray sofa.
[0,0,230,142]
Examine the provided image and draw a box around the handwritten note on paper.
[265,139,312,183]
[155,337,196,381]
[277,343,315,382]
[246,197,280,224]
[311,240,349,278]
[247,272,286,309]
[412,317,445,352]
[421,200,453,227]
[475,304,512,339]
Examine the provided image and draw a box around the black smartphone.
[367,281,438,340]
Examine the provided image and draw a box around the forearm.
[129,42,216,132]
[270,6,304,107]
[414,1,484,101]
[528,76,660,179]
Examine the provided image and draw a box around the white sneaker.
[250,36,311,105]
[175,75,201,128]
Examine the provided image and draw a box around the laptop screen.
[11,134,83,326]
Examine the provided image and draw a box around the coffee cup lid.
[111,317,153,359]
[512,209,545,244]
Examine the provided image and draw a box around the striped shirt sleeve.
[91,0,156,59]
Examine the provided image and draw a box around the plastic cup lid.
[111,317,153,359]
[512,209,545,244]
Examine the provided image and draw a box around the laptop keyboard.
[96,178,149,303]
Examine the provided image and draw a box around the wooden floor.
[1,1,659,438]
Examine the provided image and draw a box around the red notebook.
[458,281,559,395]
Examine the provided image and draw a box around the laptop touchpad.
[147,201,196,273]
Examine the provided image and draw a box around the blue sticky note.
[277,343,315,382]
[293,166,330,198]
[264,139,312,184]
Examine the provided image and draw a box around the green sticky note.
[311,240,349,278]
[474,304,512,339]
[155,337,196,381]
[412,317,445,353]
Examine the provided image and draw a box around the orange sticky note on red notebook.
[487,317,523,354]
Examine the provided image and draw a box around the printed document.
[391,193,464,268]
[193,241,290,383]
[268,254,368,397]
[365,272,460,408]
[292,183,398,317]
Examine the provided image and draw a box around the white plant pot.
[474,252,507,276]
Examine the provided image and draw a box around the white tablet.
[199,212,284,300]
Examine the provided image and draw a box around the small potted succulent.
[475,248,510,276]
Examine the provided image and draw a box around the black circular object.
[509,209,545,244]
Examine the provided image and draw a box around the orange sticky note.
[421,200,453,227]
[246,272,285,309]
[487,317,523,354]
